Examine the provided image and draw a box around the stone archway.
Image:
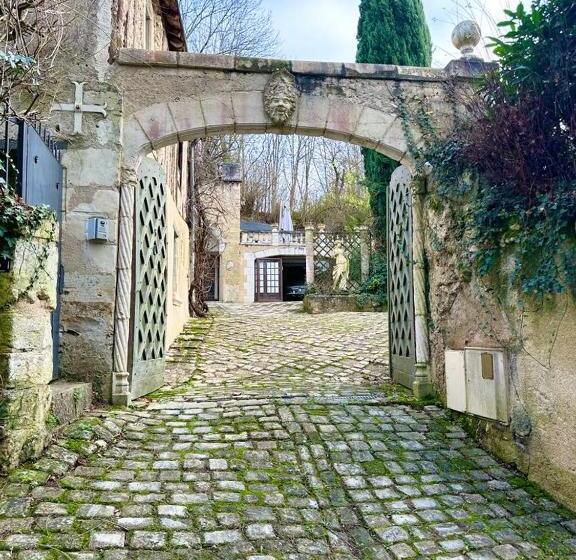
[122,93,411,170]
[109,49,472,403]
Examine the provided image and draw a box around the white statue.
[332,241,349,291]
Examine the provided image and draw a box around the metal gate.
[255,258,282,302]
[387,166,416,388]
[8,120,64,379]
[130,159,168,398]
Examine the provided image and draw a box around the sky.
[260,0,515,67]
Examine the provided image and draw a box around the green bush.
[425,0,576,300]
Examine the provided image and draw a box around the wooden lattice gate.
[387,166,416,388]
[130,159,168,398]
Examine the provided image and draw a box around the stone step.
[50,381,93,427]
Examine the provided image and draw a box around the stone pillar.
[272,226,279,246]
[411,176,433,398]
[305,225,315,285]
[216,163,243,303]
[357,226,370,282]
[112,167,136,406]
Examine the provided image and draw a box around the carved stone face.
[264,69,299,125]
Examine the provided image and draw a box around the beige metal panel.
[445,350,466,413]
[465,348,509,423]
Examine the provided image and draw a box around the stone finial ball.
[452,20,482,57]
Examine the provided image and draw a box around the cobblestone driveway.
[165,303,389,395]
[1,304,575,559]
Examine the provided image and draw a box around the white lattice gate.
[387,166,416,388]
[130,159,168,398]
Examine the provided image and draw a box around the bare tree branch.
[180,0,279,57]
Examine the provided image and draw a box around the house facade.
[202,166,306,304]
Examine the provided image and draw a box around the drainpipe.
[305,225,315,285]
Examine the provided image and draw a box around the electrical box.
[445,347,509,423]
[87,216,109,242]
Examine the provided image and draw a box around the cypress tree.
[356,0,432,245]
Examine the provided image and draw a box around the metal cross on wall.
[51,81,107,134]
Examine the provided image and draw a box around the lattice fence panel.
[134,175,167,363]
[313,232,363,293]
[388,171,415,364]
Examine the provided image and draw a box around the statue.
[264,68,299,125]
[332,241,349,292]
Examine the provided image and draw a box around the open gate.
[130,159,168,398]
[387,166,416,388]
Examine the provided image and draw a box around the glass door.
[255,258,282,302]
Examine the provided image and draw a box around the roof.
[159,0,187,52]
[241,221,273,233]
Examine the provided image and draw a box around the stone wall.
[0,221,58,472]
[213,180,243,304]
[425,191,576,511]
[54,0,189,401]
[303,294,385,314]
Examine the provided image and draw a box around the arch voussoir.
[135,102,179,150]
[294,95,330,139]
[201,94,235,135]
[324,98,364,144]
[231,91,268,135]
[168,99,207,140]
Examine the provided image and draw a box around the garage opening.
[282,257,306,301]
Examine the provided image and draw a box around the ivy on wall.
[402,0,576,301]
[0,161,55,310]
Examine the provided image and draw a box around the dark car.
[285,284,306,301]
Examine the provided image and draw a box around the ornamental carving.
[264,69,299,125]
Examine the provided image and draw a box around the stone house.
[200,165,306,304]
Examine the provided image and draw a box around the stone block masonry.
[0,220,58,471]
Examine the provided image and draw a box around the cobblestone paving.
[1,304,576,559]
[165,303,390,396]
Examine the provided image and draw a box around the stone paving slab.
[1,304,575,559]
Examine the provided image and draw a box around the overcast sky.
[260,0,515,67]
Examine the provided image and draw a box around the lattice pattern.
[313,232,362,293]
[388,172,415,361]
[134,175,167,362]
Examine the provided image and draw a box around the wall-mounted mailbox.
[446,347,508,423]
[87,216,109,243]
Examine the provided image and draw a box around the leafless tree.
[0,0,67,119]
[237,135,364,225]
[183,0,279,314]
[180,0,278,57]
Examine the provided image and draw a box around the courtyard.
[1,304,575,559]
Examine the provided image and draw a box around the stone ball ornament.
[264,68,299,125]
[452,20,482,58]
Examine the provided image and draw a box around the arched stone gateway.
[46,33,486,404]
[99,49,484,404]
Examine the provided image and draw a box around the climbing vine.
[396,0,576,301]
[0,160,55,310]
